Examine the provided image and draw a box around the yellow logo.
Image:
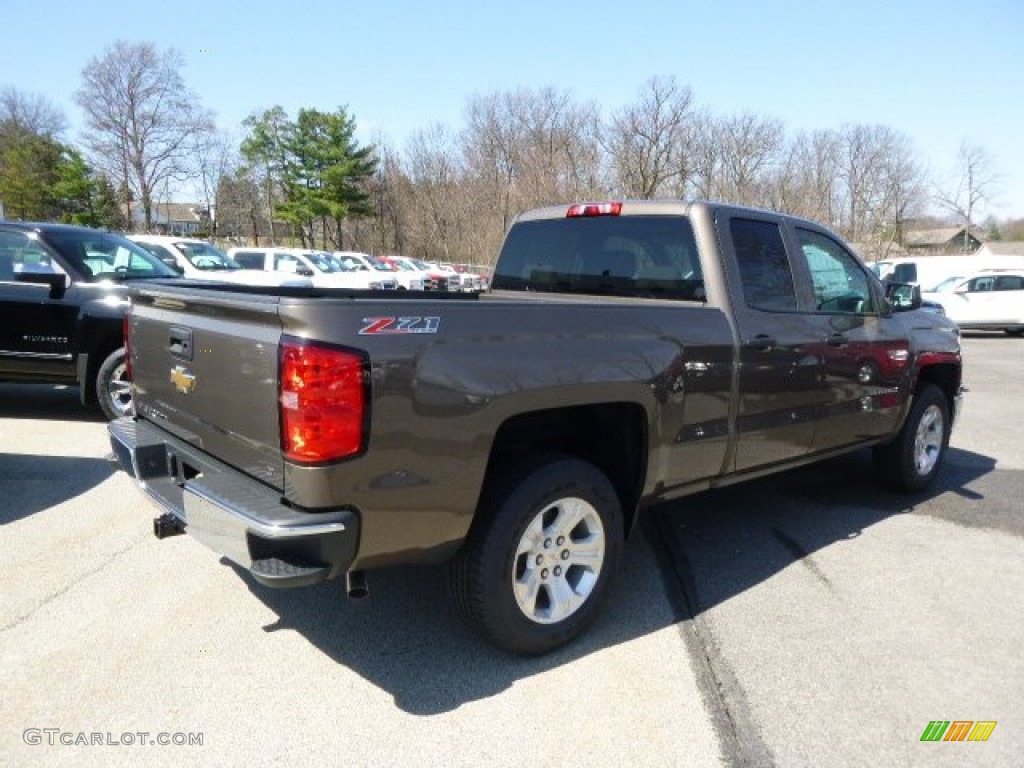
[170,366,196,394]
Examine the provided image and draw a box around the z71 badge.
[359,316,440,335]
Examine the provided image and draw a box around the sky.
[3,0,1022,219]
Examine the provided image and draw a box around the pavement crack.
[0,533,148,634]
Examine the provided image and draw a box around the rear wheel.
[450,456,623,655]
[96,347,133,421]
[874,383,949,492]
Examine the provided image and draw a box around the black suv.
[0,221,180,419]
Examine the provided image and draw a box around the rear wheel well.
[480,403,647,539]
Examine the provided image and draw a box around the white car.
[333,251,423,290]
[128,235,310,287]
[923,270,1024,335]
[226,247,397,290]
[381,256,449,291]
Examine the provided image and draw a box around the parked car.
[923,270,1024,335]
[381,256,449,291]
[333,251,424,290]
[129,235,310,287]
[108,199,962,654]
[1,221,180,418]
[227,247,397,290]
[871,254,1024,291]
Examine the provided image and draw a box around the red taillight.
[566,201,622,218]
[279,337,369,463]
[122,307,132,381]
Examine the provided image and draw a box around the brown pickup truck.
[108,200,963,654]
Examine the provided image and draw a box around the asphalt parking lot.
[1,333,1020,767]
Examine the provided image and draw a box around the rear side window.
[994,275,1024,291]
[730,218,798,311]
[231,252,264,269]
[492,215,705,301]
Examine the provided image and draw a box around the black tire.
[96,346,133,421]
[450,456,624,655]
[874,383,950,492]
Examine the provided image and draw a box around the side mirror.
[18,271,68,299]
[884,282,922,312]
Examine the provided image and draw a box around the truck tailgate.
[128,285,286,490]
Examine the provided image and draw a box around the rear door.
[991,273,1024,324]
[717,213,825,472]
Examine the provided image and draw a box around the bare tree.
[935,141,1000,252]
[75,40,214,230]
[191,129,237,237]
[605,76,694,198]
[405,124,467,262]
[716,112,784,206]
[0,87,66,138]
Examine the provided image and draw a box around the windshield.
[334,255,369,272]
[308,253,340,273]
[176,241,240,270]
[367,256,397,271]
[44,230,180,282]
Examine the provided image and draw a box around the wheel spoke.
[513,565,543,615]
[568,533,604,566]
[515,514,546,559]
[549,498,590,539]
[545,576,583,623]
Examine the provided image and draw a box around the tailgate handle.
[169,326,193,361]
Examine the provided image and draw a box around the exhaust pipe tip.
[346,570,369,599]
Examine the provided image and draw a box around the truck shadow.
[0,383,104,422]
[0,452,114,524]
[232,445,998,716]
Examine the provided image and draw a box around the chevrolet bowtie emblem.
[170,365,196,394]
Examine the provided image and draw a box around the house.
[902,227,983,255]
[122,202,212,235]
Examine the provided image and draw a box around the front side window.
[730,218,797,311]
[798,228,874,314]
[966,276,995,292]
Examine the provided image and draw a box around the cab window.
[730,218,798,311]
[797,228,874,314]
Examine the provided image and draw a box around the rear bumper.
[108,418,359,588]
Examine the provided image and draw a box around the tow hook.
[153,513,185,539]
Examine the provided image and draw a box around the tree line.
[1,41,1017,267]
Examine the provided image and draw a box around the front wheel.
[450,456,624,655]
[874,383,950,492]
[96,347,133,421]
